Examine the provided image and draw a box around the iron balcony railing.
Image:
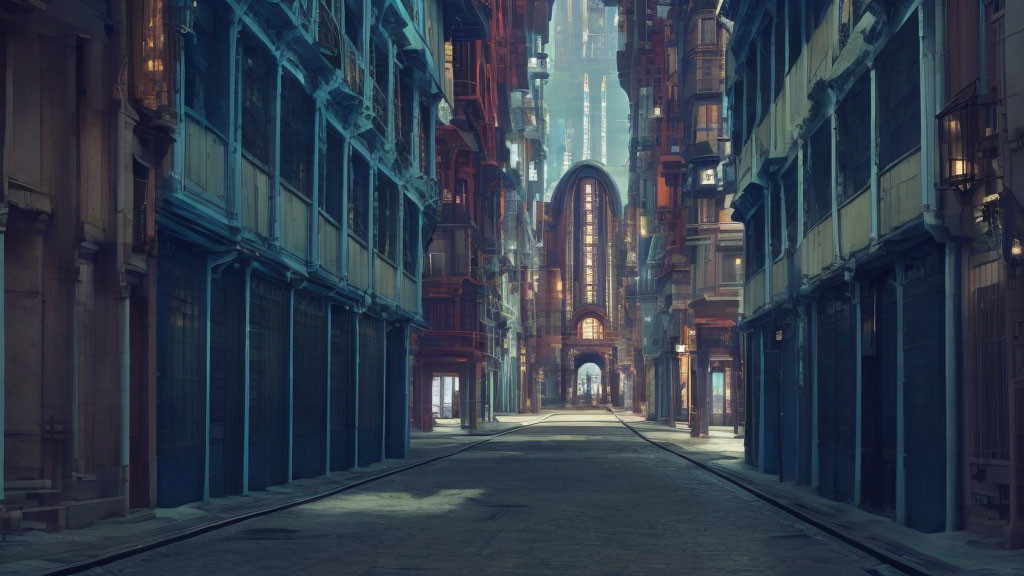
[315,0,342,69]
[372,81,387,135]
[342,36,364,96]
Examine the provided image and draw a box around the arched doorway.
[535,161,626,408]
[575,362,602,406]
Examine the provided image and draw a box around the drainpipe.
[0,226,5,501]
[325,301,332,476]
[204,252,237,500]
[352,311,360,468]
[287,285,296,482]
[242,263,253,493]
[119,283,130,515]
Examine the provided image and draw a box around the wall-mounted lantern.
[937,83,989,193]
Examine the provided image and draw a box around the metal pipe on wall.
[120,289,130,515]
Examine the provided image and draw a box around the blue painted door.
[292,293,327,479]
[763,348,779,476]
[818,293,856,503]
[248,275,289,490]
[358,318,384,466]
[209,267,245,497]
[780,329,799,481]
[903,249,946,532]
[156,236,206,507]
[860,274,898,517]
[330,307,355,471]
[385,325,408,459]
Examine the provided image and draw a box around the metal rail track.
[610,412,929,576]
[50,414,554,575]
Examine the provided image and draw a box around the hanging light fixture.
[937,82,988,193]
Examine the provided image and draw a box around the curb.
[41,413,554,576]
[610,411,946,576]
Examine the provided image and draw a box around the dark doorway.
[903,250,947,532]
[358,317,384,466]
[129,281,151,509]
[292,292,327,479]
[156,237,206,507]
[248,274,289,490]
[330,306,356,472]
[209,265,245,498]
[860,274,897,518]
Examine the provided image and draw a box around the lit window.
[580,317,603,339]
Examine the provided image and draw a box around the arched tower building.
[537,162,629,406]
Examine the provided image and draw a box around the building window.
[280,73,314,197]
[581,183,599,304]
[349,152,370,241]
[782,164,798,248]
[693,103,721,152]
[580,317,603,339]
[787,0,801,71]
[322,129,345,223]
[719,250,743,284]
[241,33,275,168]
[344,0,362,48]
[403,197,418,275]
[743,45,757,144]
[770,182,783,260]
[427,252,445,277]
[877,17,921,169]
[699,17,718,45]
[837,74,871,204]
[181,2,229,125]
[773,12,784,101]
[803,122,832,233]
[757,21,771,124]
[746,203,766,277]
[697,197,717,223]
[376,172,398,261]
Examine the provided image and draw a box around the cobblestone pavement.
[88,413,900,575]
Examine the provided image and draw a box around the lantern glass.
[938,83,985,190]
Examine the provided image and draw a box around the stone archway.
[539,160,627,408]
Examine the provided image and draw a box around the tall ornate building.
[536,162,628,405]
[0,0,167,529]
[413,0,554,429]
[153,0,443,506]
[615,0,741,426]
[722,0,1022,546]
[545,0,630,196]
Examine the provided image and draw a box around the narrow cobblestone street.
[87,413,895,575]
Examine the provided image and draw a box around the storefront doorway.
[431,373,460,419]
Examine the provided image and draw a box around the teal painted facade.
[155,0,442,506]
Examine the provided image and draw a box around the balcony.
[418,331,485,353]
[372,80,387,136]
[342,36,364,97]
[184,115,228,209]
[400,0,420,27]
[315,0,342,69]
[280,182,311,259]
[444,0,491,42]
[402,272,419,314]
[377,255,397,300]
[528,54,549,80]
[348,236,370,289]
[241,155,271,237]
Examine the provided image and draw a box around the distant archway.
[575,363,602,406]
[547,162,623,406]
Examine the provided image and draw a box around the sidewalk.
[0,412,550,576]
[412,412,549,438]
[610,408,1024,576]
